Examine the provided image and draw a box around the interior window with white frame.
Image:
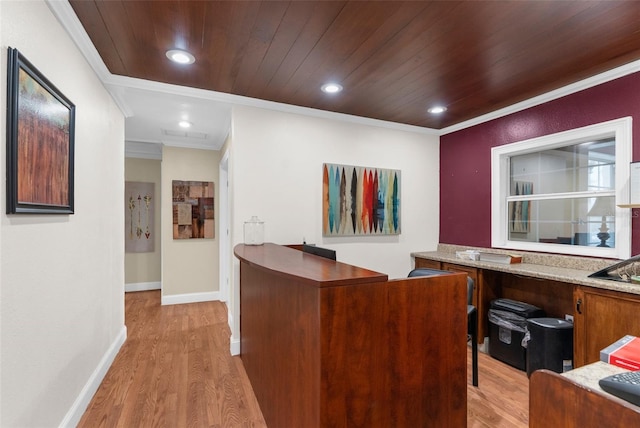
[491,117,632,260]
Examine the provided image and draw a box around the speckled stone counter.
[561,361,628,394]
[530,362,640,425]
[411,244,640,296]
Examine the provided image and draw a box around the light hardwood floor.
[78,290,528,427]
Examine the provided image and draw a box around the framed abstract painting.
[6,47,75,214]
[322,163,400,236]
[172,180,214,239]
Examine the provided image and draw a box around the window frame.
[491,117,632,259]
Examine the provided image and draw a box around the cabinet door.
[414,257,441,270]
[574,286,640,367]
[441,263,485,344]
[441,262,478,307]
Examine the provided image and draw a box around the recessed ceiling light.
[428,106,447,114]
[166,49,195,65]
[178,120,192,128]
[321,83,343,94]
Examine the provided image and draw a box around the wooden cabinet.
[573,286,640,367]
[414,254,640,368]
[442,262,478,308]
[414,257,441,270]
[413,258,478,307]
[441,263,490,345]
[414,257,485,342]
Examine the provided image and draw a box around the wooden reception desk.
[530,364,640,427]
[234,243,468,428]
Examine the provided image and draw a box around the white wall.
[161,146,221,304]
[228,105,440,351]
[0,1,125,427]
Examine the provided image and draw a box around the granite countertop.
[561,361,640,409]
[412,244,640,296]
[561,361,628,393]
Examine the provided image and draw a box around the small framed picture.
[6,47,75,214]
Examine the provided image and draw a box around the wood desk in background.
[413,247,640,367]
[235,243,468,428]
[530,362,640,427]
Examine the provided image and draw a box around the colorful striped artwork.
[509,181,533,233]
[322,163,401,236]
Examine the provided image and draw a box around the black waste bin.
[488,299,545,371]
[526,317,573,378]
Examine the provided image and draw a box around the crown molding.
[46,0,111,82]
[124,141,163,160]
[106,75,439,136]
[50,0,640,139]
[47,1,439,137]
[441,59,640,135]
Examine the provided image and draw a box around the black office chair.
[408,268,479,387]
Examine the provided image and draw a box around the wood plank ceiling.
[69,1,640,130]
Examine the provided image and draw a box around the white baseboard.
[227,309,240,355]
[125,281,161,292]
[59,326,127,428]
[161,291,219,305]
[230,337,241,356]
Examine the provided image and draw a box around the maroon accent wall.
[440,71,640,255]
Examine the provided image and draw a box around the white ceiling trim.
[48,0,640,140]
[46,0,111,82]
[47,0,438,137]
[125,141,163,160]
[105,85,135,118]
[441,58,640,135]
[106,74,440,136]
[125,133,229,152]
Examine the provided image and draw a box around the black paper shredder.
[526,317,574,377]
[488,298,545,370]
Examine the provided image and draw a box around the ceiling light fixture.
[321,83,343,94]
[178,120,192,128]
[166,49,195,65]
[428,106,447,114]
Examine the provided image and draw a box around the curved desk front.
[235,243,468,428]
